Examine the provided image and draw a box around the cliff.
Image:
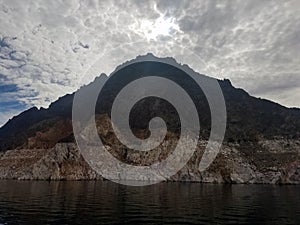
[0,54,300,184]
[0,140,299,184]
[0,143,101,180]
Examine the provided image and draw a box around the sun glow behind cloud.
[137,3,181,41]
[140,16,181,40]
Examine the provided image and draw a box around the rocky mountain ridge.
[0,54,299,183]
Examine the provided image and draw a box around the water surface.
[0,180,299,224]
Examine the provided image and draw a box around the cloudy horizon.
[1,0,300,127]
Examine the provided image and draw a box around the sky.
[0,0,300,127]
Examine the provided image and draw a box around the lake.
[0,180,299,224]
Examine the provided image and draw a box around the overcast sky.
[0,0,300,127]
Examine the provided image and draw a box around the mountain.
[0,53,300,183]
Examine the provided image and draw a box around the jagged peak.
[110,52,216,82]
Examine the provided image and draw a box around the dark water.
[0,180,299,224]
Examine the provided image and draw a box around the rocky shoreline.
[1,55,300,185]
[0,141,299,184]
[0,143,102,181]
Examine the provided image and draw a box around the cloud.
[0,109,21,127]
[0,0,299,126]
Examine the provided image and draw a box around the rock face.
[0,54,300,184]
[0,143,101,180]
[0,140,299,184]
[1,56,300,151]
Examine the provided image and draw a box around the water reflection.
[0,180,299,224]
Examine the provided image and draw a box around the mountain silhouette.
[1,53,300,151]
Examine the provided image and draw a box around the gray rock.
[0,140,299,184]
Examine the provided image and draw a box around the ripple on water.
[0,181,299,225]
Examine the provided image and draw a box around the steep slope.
[1,54,300,150]
[0,54,300,183]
